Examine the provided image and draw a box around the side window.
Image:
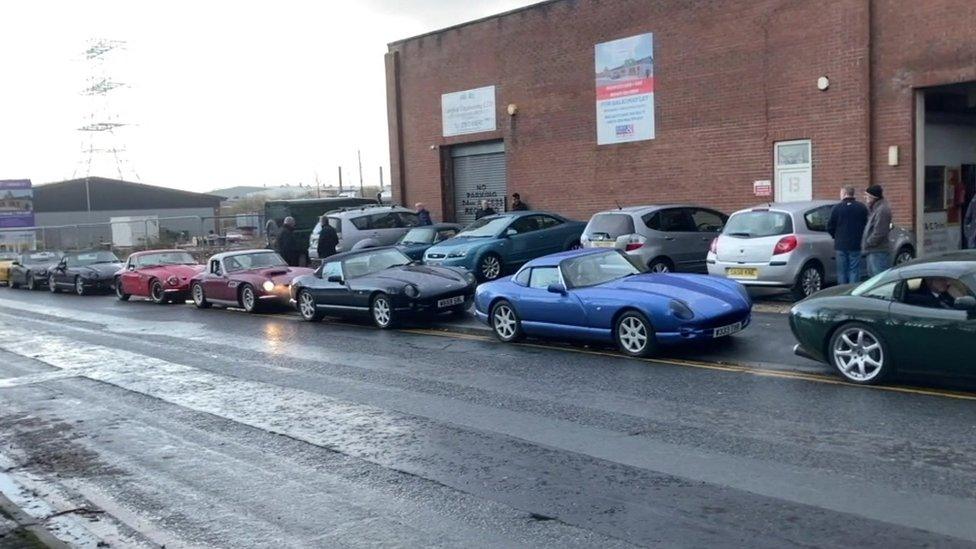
[211,260,222,276]
[327,217,343,235]
[901,277,972,309]
[538,215,563,229]
[397,212,421,227]
[322,262,343,280]
[860,281,898,301]
[510,215,544,235]
[658,209,697,232]
[690,209,726,233]
[642,212,661,231]
[350,215,371,231]
[513,268,531,286]
[528,267,561,289]
[370,212,399,229]
[804,206,832,232]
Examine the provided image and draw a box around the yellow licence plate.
[726,267,758,279]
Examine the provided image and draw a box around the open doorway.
[918,82,976,255]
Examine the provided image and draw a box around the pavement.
[0,287,975,547]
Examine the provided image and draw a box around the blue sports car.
[423,211,585,282]
[474,248,753,357]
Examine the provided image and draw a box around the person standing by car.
[511,192,529,211]
[964,196,976,249]
[862,184,893,276]
[475,200,497,220]
[277,216,301,266]
[415,203,433,226]
[827,185,869,284]
[316,215,339,261]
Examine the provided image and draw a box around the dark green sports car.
[790,251,976,385]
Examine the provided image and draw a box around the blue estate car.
[423,211,585,281]
[474,248,753,357]
[396,223,462,261]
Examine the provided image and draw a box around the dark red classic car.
[115,249,205,304]
[190,249,313,313]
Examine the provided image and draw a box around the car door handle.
[664,236,675,241]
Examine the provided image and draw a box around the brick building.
[386,0,976,254]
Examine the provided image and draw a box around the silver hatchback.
[308,205,421,260]
[580,205,728,272]
[707,200,916,299]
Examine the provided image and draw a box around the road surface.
[0,289,974,548]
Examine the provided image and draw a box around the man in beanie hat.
[861,184,892,276]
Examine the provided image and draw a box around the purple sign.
[0,179,34,228]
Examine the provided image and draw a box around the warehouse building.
[386,0,976,255]
[32,177,223,249]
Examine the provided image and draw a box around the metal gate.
[452,141,506,226]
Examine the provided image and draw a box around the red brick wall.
[386,0,973,228]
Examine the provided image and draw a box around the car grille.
[427,253,446,259]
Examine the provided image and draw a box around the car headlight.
[167,275,179,286]
[403,284,420,298]
[464,272,476,285]
[447,249,468,258]
[262,280,275,292]
[669,300,695,320]
[36,268,47,276]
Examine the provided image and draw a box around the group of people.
[413,192,530,224]
[826,184,893,284]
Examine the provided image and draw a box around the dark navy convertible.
[474,248,753,357]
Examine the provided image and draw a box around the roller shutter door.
[452,141,506,226]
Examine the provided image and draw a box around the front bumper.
[394,291,474,314]
[655,313,752,345]
[80,278,116,291]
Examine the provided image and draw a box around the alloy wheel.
[75,277,85,296]
[192,283,208,308]
[832,326,885,383]
[801,267,823,297]
[481,255,501,280]
[895,250,914,265]
[26,275,34,291]
[49,275,57,293]
[151,281,165,303]
[617,316,649,354]
[649,261,671,273]
[299,291,317,320]
[372,296,391,327]
[492,304,518,340]
[241,286,256,312]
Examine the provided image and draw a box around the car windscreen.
[342,249,411,278]
[224,252,287,272]
[400,228,436,245]
[561,251,642,288]
[66,251,120,267]
[24,253,57,265]
[458,216,514,237]
[0,253,17,261]
[722,210,793,238]
[134,252,196,267]
[585,213,635,237]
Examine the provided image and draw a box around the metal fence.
[0,213,268,254]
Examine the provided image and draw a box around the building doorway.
[450,141,506,226]
[918,82,976,255]
[774,140,812,203]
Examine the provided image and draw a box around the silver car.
[707,200,916,299]
[580,205,728,272]
[308,205,421,260]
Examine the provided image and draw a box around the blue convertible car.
[474,248,753,357]
[423,211,585,281]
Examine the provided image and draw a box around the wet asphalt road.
[0,289,975,548]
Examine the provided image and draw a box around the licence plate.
[437,295,465,308]
[713,322,743,338]
[591,241,616,248]
[726,267,758,280]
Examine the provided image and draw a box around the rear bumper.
[707,259,801,287]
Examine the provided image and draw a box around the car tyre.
[615,311,658,358]
[26,273,36,291]
[9,278,19,289]
[49,275,60,293]
[791,263,824,301]
[149,279,168,304]
[297,289,324,322]
[894,246,914,266]
[371,292,396,329]
[648,258,673,273]
[75,276,86,296]
[115,277,130,301]
[566,240,582,251]
[490,300,523,343]
[828,322,892,385]
[240,284,260,313]
[477,253,503,282]
[191,282,211,309]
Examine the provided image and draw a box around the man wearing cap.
[861,184,892,276]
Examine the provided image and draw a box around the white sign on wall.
[441,86,497,137]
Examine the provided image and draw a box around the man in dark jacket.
[511,192,529,211]
[475,200,497,220]
[965,197,976,250]
[827,185,869,284]
[276,216,301,266]
[415,203,433,226]
[316,215,339,260]
[862,184,893,277]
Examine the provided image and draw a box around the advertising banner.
[442,86,497,137]
[595,33,655,145]
[0,179,34,228]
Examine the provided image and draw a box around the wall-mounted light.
[507,103,519,116]
[429,145,437,150]
[817,76,830,91]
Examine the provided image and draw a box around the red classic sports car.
[115,249,205,304]
[190,249,313,313]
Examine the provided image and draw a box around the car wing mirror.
[327,275,343,283]
[954,296,976,316]
[505,228,517,237]
[547,283,567,295]
[11,261,19,266]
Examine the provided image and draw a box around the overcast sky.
[0,0,537,193]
